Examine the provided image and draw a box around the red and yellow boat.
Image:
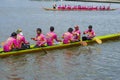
[43,8,117,11]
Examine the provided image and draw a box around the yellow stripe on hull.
[0,33,120,57]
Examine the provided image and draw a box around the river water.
[0,0,120,80]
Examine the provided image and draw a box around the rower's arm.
[31,38,37,41]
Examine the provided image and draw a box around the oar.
[93,37,102,44]
[0,42,5,47]
[41,47,47,54]
[0,42,4,53]
[80,40,87,46]
[80,35,87,46]
[31,38,48,54]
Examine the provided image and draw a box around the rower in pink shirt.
[46,26,61,46]
[62,28,77,44]
[58,5,61,10]
[66,5,72,10]
[73,25,81,41]
[16,29,30,49]
[82,25,96,41]
[3,32,18,52]
[31,28,46,47]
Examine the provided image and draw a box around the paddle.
[80,40,87,46]
[93,37,102,44]
[31,38,48,54]
[80,34,88,46]
[0,42,4,53]
[83,32,102,44]
[0,41,5,47]
[41,47,47,54]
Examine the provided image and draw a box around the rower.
[73,25,81,41]
[94,6,98,10]
[46,26,61,46]
[53,3,57,9]
[16,29,30,50]
[78,5,81,9]
[66,5,71,10]
[3,32,18,52]
[31,28,46,48]
[61,4,66,9]
[106,6,110,10]
[72,5,77,10]
[99,6,102,10]
[58,5,61,10]
[102,6,105,10]
[62,28,78,44]
[82,25,96,41]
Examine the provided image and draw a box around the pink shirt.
[73,30,81,39]
[17,34,28,48]
[3,37,18,52]
[35,34,46,46]
[62,32,73,44]
[46,32,57,46]
[84,29,96,38]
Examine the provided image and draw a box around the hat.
[74,25,79,28]
[16,29,22,34]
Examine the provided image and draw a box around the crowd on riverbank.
[66,0,120,3]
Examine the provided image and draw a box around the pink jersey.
[62,32,73,44]
[84,29,96,38]
[46,32,57,46]
[73,30,81,39]
[35,34,46,46]
[17,34,28,48]
[3,37,18,52]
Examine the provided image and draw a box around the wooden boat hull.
[0,33,120,57]
[43,8,117,11]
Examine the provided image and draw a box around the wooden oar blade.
[80,41,87,46]
[93,37,102,44]
[1,42,5,47]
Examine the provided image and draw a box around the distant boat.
[43,7,117,11]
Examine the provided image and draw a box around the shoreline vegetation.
[65,0,120,3]
[31,0,120,3]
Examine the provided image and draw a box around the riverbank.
[66,0,120,3]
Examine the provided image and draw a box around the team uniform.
[17,34,29,49]
[62,32,74,44]
[3,37,18,52]
[82,29,96,41]
[34,34,46,47]
[73,29,81,41]
[46,32,58,46]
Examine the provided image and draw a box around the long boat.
[0,33,120,57]
[43,8,117,11]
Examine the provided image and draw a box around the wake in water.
[77,45,101,56]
